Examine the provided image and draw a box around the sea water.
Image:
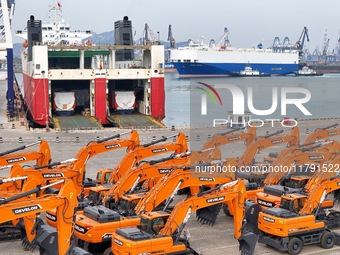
[163,72,340,127]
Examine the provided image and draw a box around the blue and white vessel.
[168,31,299,77]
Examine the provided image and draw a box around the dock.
[107,113,165,129]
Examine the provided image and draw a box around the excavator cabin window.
[151,217,166,234]
[104,172,111,183]
[139,217,149,231]
[280,197,306,213]
[138,217,167,235]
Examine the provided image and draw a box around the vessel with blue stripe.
[168,31,299,77]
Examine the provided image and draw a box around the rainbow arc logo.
[196,82,223,115]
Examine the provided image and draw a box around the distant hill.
[13,30,187,58]
[91,31,115,45]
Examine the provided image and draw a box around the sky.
[11,0,340,52]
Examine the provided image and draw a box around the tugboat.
[295,66,323,76]
[230,65,271,77]
[15,1,165,129]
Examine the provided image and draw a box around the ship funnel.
[114,16,134,61]
[27,16,42,61]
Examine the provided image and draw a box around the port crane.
[143,23,160,45]
[295,26,309,56]
[167,24,175,48]
[216,27,230,48]
[0,0,15,119]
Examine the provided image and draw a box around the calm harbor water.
[163,72,340,127]
[13,72,340,128]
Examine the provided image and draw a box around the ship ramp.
[107,113,165,129]
[52,115,103,131]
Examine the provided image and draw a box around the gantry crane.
[295,26,309,56]
[0,0,15,119]
[143,23,160,45]
[167,24,175,48]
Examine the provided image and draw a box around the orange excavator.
[0,132,141,240]
[70,159,224,251]
[0,140,51,167]
[101,148,222,210]
[86,133,188,205]
[235,126,300,169]
[47,152,191,228]
[263,123,340,165]
[249,157,340,255]
[255,146,340,209]
[0,178,90,255]
[57,129,140,192]
[68,130,140,187]
[200,126,256,150]
[233,127,300,184]
[217,127,300,216]
[110,180,257,255]
[0,131,140,197]
[133,161,240,214]
[102,152,192,209]
[304,123,340,143]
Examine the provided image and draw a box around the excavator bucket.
[245,203,261,233]
[238,203,261,255]
[196,204,222,225]
[238,231,257,255]
[31,224,90,255]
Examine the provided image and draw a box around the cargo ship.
[168,31,299,77]
[15,1,165,129]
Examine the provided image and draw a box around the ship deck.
[107,113,165,129]
[52,115,103,131]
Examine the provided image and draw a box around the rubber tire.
[74,236,85,248]
[288,237,303,255]
[222,204,232,217]
[320,231,335,249]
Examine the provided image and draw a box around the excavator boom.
[111,180,257,255]
[0,140,51,166]
[0,178,88,255]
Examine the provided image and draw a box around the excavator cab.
[279,194,307,214]
[137,212,169,235]
[95,169,112,184]
[281,176,310,189]
[116,195,142,216]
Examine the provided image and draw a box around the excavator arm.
[112,180,257,255]
[135,165,233,214]
[103,148,223,207]
[0,178,84,255]
[263,143,339,186]
[200,127,256,150]
[58,130,140,173]
[304,123,340,143]
[0,140,51,166]
[103,153,191,206]
[299,162,340,215]
[159,180,244,236]
[107,132,188,183]
[235,127,300,169]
